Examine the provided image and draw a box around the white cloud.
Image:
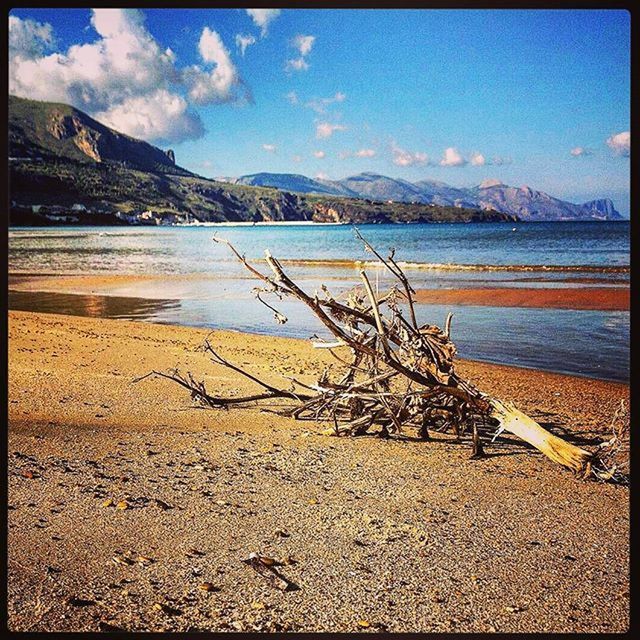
[8,15,55,59]
[570,147,593,157]
[606,131,630,157]
[313,150,326,158]
[315,172,330,180]
[285,91,299,105]
[293,34,315,56]
[94,89,204,144]
[469,152,512,166]
[184,27,242,105]
[306,91,346,114]
[262,143,277,153]
[292,154,302,163]
[316,122,347,139]
[286,34,315,73]
[10,10,179,112]
[440,147,467,167]
[246,9,281,37]
[8,10,248,144]
[235,33,256,56]
[285,57,309,72]
[391,141,429,167]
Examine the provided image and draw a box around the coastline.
[8,272,629,312]
[8,311,629,632]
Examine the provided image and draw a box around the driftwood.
[142,231,627,483]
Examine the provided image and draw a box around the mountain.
[237,172,622,221]
[579,199,621,220]
[337,172,426,203]
[469,183,622,221]
[9,95,189,176]
[235,172,358,197]
[9,96,515,226]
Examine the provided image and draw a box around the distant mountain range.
[234,173,622,221]
[9,95,515,225]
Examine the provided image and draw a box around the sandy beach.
[8,310,629,632]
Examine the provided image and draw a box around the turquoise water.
[8,222,630,382]
[8,221,630,275]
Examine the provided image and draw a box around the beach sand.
[8,311,629,632]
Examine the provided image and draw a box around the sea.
[8,221,630,383]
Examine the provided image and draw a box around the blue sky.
[9,8,631,215]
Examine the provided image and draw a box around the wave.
[272,258,630,273]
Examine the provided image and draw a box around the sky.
[8,8,631,215]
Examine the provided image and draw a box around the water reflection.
[8,289,629,383]
[8,290,181,320]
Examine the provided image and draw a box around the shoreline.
[8,311,630,632]
[9,272,630,312]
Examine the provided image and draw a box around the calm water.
[8,222,630,382]
[9,221,630,274]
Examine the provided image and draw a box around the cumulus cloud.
[10,10,179,111]
[391,141,429,167]
[235,33,256,56]
[262,143,277,153]
[285,91,299,105]
[8,15,55,59]
[286,34,315,72]
[313,150,326,158]
[184,27,243,105]
[469,152,486,166]
[440,147,467,167]
[606,131,630,157]
[9,10,247,144]
[570,147,593,157]
[94,89,204,144]
[246,8,281,37]
[316,122,347,139]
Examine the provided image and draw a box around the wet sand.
[413,286,630,311]
[8,311,629,632]
[9,273,630,311]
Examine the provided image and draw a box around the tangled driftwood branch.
[143,232,626,482]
